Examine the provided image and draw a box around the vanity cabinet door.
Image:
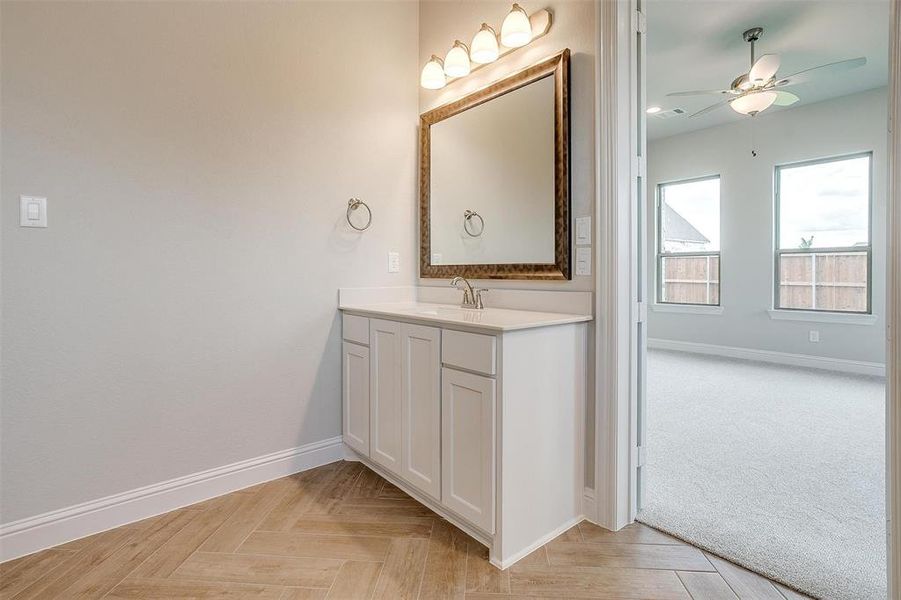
[441,367,495,533]
[342,341,370,456]
[400,323,441,500]
[369,319,403,475]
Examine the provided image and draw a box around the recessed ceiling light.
[646,106,662,114]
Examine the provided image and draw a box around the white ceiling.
[647,0,890,140]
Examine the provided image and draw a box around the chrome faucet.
[450,276,486,309]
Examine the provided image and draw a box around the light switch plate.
[576,216,591,245]
[575,247,591,276]
[387,251,400,273]
[809,330,820,343]
[20,196,47,228]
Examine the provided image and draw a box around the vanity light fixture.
[501,4,532,48]
[420,5,553,89]
[470,23,500,64]
[420,55,447,90]
[444,41,471,78]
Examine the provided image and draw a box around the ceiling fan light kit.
[664,26,866,119]
[730,90,777,116]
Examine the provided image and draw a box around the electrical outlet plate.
[387,251,400,273]
[20,196,47,228]
[576,216,591,245]
[575,247,591,276]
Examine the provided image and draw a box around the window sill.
[652,303,723,315]
[767,309,878,325]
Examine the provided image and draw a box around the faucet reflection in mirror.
[420,4,553,90]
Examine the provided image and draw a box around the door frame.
[593,0,901,596]
[591,0,644,532]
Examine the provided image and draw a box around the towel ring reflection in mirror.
[463,209,484,237]
[346,198,372,231]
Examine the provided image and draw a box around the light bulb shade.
[730,91,777,115]
[501,4,532,48]
[444,41,471,78]
[470,23,499,64]
[420,55,446,90]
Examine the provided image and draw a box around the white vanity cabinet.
[400,323,442,500]
[340,304,589,570]
[341,340,370,456]
[369,319,403,474]
[344,315,443,500]
[441,366,495,533]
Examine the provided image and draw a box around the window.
[656,176,721,306]
[775,153,872,313]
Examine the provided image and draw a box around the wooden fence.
[660,251,868,312]
[778,251,868,312]
[660,255,719,305]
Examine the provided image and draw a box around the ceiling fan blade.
[749,53,781,84]
[776,57,867,86]
[773,90,800,106]
[689,99,732,118]
[666,89,733,97]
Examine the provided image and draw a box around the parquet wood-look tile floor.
[0,461,813,600]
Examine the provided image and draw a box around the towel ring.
[463,209,484,237]
[346,198,372,231]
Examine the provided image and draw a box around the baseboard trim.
[491,515,585,570]
[648,338,886,377]
[581,487,598,524]
[0,436,345,562]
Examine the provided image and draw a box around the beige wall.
[0,1,419,523]
[418,0,596,291]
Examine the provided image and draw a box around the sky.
[660,155,869,253]
[779,155,870,249]
[661,177,720,251]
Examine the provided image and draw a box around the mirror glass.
[420,50,570,280]
[429,75,555,265]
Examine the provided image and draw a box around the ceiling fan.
[667,27,867,118]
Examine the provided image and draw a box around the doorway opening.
[637,2,890,598]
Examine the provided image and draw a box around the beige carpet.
[638,349,886,600]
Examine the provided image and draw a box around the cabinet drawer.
[442,330,496,376]
[342,313,370,345]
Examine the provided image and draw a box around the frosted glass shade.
[444,41,471,78]
[470,23,499,64]
[730,91,777,115]
[501,4,532,48]
[420,55,446,90]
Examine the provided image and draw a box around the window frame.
[773,151,873,315]
[655,174,722,307]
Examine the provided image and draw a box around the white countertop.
[339,301,592,332]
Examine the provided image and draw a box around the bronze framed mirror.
[419,49,571,280]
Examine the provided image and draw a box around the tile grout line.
[413,522,436,600]
[231,484,297,555]
[674,570,699,600]
[321,557,347,600]
[703,552,752,600]
[93,509,198,600]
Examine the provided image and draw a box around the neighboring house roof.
[663,205,709,244]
